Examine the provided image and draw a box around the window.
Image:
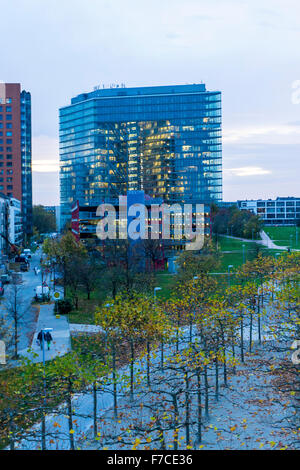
[6,147,12,152]
[6,106,12,112]
[7,185,13,190]
[6,98,12,104]
[6,115,12,121]
[6,162,12,167]
[6,132,12,137]
[6,139,12,144]
[6,123,12,129]
[6,154,12,159]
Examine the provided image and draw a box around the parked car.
[34,286,50,302]
[15,255,29,264]
[11,272,23,284]
[20,262,29,272]
[23,249,32,259]
[1,273,10,284]
[0,281,4,296]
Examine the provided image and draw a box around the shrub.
[55,298,73,315]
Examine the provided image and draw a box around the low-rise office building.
[237,197,300,225]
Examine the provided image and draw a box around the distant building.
[237,197,300,225]
[0,194,22,257]
[44,205,61,232]
[60,83,222,229]
[71,191,211,266]
[0,83,32,238]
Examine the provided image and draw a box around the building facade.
[0,194,22,258]
[0,83,32,239]
[71,190,211,260]
[238,197,300,225]
[44,205,61,232]
[60,84,222,228]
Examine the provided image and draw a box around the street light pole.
[242,244,245,264]
[154,287,163,370]
[40,327,53,450]
[228,265,233,287]
[190,276,198,343]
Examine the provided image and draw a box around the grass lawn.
[67,287,108,324]
[264,226,300,249]
[155,271,177,300]
[216,235,280,272]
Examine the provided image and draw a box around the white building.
[0,194,22,258]
[237,197,300,226]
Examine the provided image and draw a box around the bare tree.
[5,276,25,359]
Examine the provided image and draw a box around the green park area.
[264,226,300,250]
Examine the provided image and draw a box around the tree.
[175,240,221,282]
[43,232,87,297]
[33,205,56,234]
[5,277,25,359]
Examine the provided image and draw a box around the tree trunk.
[146,341,151,387]
[197,369,202,444]
[112,341,118,418]
[185,371,190,447]
[93,382,97,438]
[204,365,209,418]
[67,379,75,450]
[172,395,179,450]
[240,314,244,363]
[130,339,134,401]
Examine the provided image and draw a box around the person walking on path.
[37,330,53,350]
[45,331,53,350]
[37,330,44,350]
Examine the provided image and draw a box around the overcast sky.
[1,0,300,205]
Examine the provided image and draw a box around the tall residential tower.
[60,83,222,228]
[0,83,32,239]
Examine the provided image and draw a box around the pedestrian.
[45,331,53,351]
[37,330,44,350]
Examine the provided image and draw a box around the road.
[0,248,48,355]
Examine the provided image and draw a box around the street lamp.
[154,287,162,300]
[228,265,233,287]
[153,287,163,370]
[40,327,53,450]
[242,244,245,264]
[190,276,198,343]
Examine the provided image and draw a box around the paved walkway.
[19,304,71,363]
[69,323,104,334]
[220,231,290,250]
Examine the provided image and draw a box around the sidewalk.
[19,303,71,363]
[69,323,104,334]
[220,231,290,250]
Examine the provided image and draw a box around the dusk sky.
[1,0,300,205]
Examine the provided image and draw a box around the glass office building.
[21,90,33,237]
[60,84,222,228]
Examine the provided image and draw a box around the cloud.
[32,135,59,172]
[225,166,272,177]
[223,124,300,144]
